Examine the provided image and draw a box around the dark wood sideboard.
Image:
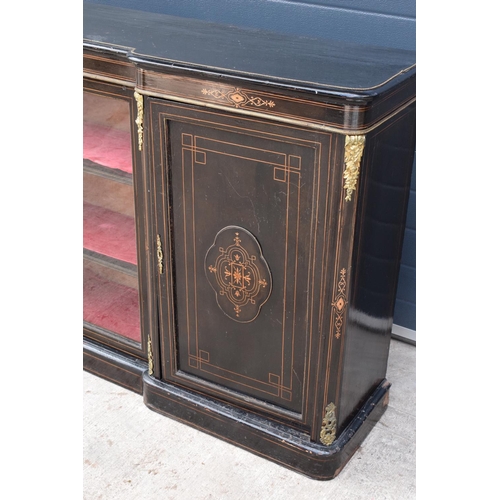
[83,3,416,480]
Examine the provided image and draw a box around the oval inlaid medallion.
[205,226,272,323]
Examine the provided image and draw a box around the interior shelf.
[83,158,133,185]
[83,248,136,276]
[83,201,137,265]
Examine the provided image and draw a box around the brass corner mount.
[320,402,337,446]
[343,135,366,202]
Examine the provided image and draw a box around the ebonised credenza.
[83,3,416,480]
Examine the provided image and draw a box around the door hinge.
[147,335,154,376]
[156,234,164,275]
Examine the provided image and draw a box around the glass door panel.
[83,90,141,345]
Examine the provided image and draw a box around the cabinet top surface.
[83,4,415,96]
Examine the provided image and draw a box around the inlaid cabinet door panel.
[150,100,338,426]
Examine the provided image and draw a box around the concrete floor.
[83,339,416,499]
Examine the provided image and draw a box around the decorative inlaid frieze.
[205,226,272,323]
[201,87,275,109]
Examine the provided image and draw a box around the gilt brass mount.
[134,91,144,151]
[343,135,366,201]
[147,335,154,376]
[320,402,337,446]
[156,234,164,275]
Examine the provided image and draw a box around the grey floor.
[83,339,416,499]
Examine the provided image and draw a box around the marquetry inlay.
[205,226,272,323]
[332,268,347,339]
[201,87,276,109]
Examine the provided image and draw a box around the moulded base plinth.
[83,338,147,394]
[142,374,390,480]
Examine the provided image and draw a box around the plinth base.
[143,374,390,480]
[83,338,147,394]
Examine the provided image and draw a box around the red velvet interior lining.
[83,201,137,265]
[83,121,139,342]
[83,123,133,174]
[83,267,141,342]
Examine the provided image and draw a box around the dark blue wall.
[84,0,416,332]
[394,158,416,331]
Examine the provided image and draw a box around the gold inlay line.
[83,71,135,87]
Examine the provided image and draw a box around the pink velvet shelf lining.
[83,123,133,174]
[83,266,141,342]
[83,201,137,265]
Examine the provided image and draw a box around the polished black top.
[83,3,415,95]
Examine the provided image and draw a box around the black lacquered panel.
[84,3,415,94]
[153,102,333,417]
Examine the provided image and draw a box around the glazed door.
[150,100,335,428]
[83,79,149,358]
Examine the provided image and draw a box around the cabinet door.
[151,100,337,428]
[83,80,148,358]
